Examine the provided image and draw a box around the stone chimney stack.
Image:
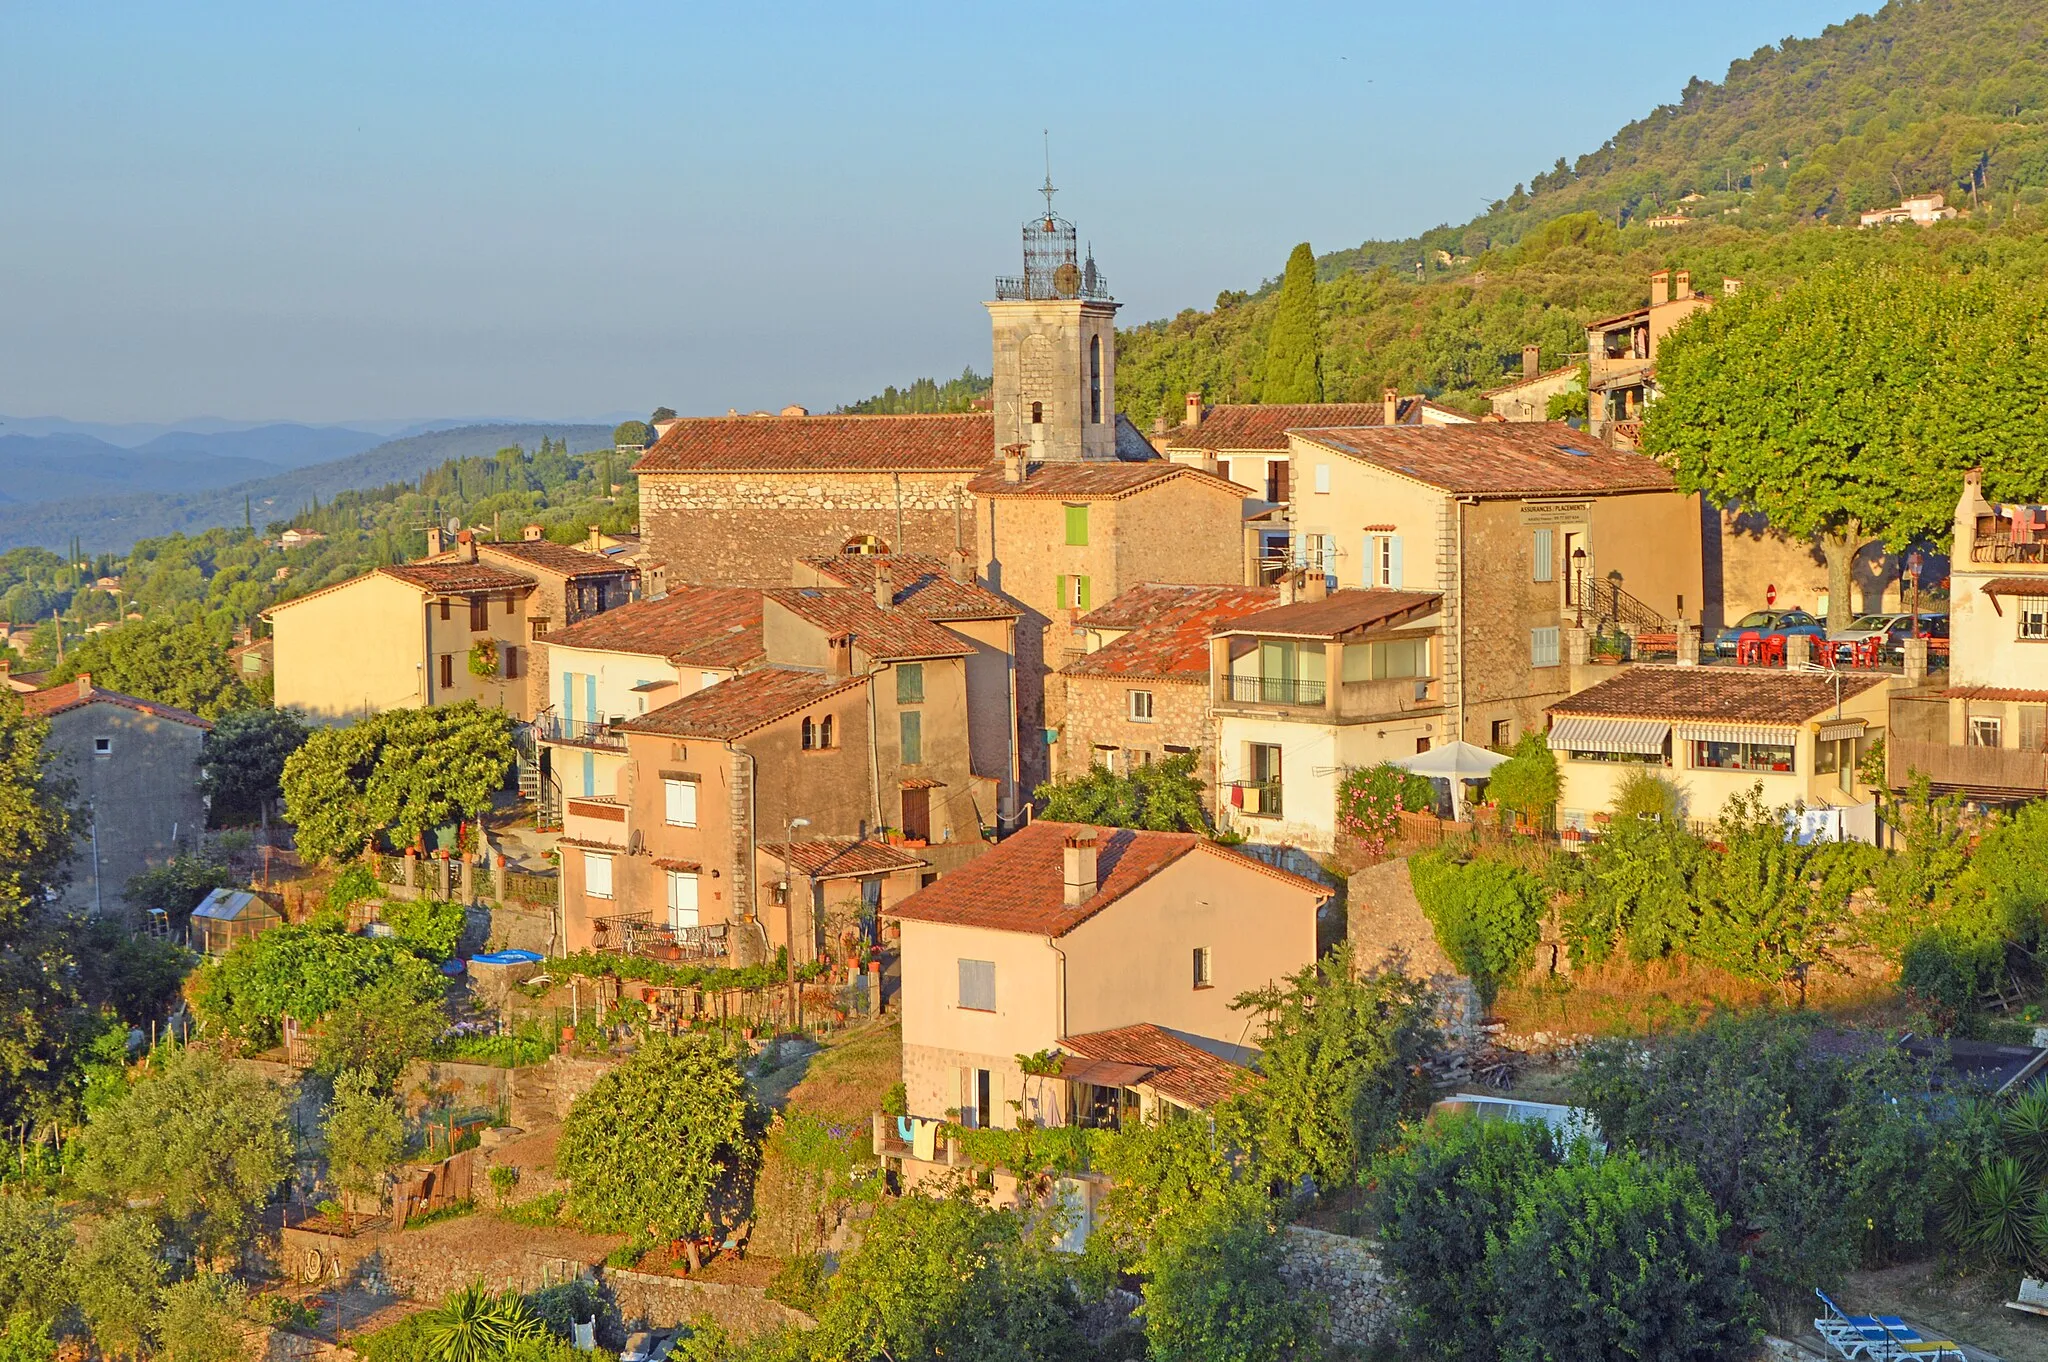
[827,633,854,678]
[587,525,602,551]
[523,523,544,541]
[1302,571,1329,603]
[949,548,974,585]
[1675,269,1692,298]
[873,560,895,611]
[456,530,478,564]
[76,673,91,700]
[427,527,445,556]
[1002,444,1028,484]
[1650,270,1670,307]
[1522,345,1541,378]
[1383,388,1400,424]
[1184,391,1204,428]
[1062,828,1099,906]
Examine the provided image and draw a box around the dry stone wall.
[640,472,978,586]
[1277,1227,1396,1351]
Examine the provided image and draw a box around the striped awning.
[1548,716,1670,755]
[1815,719,1867,743]
[1676,723,1799,747]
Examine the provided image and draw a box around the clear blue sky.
[2,1,1861,425]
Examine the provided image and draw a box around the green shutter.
[1056,574,1067,610]
[1078,576,1092,611]
[900,710,923,765]
[1065,504,1089,546]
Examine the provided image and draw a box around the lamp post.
[781,816,810,1027]
[1907,550,1925,641]
[1571,546,1589,628]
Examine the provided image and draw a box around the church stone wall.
[639,471,980,587]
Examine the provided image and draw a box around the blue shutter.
[584,674,597,724]
[1388,535,1404,590]
[1361,536,1374,588]
[1533,528,1554,582]
[581,751,595,797]
[1531,627,1561,668]
[561,672,573,719]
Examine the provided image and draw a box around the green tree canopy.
[199,706,309,827]
[324,1069,407,1229]
[281,702,515,860]
[1408,847,1548,1008]
[48,616,253,718]
[1034,750,1210,832]
[1141,1189,1315,1362]
[192,920,444,1048]
[1259,243,1324,403]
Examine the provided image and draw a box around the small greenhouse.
[187,888,282,956]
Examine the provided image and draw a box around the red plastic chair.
[1856,636,1884,669]
[1735,631,1762,665]
[1762,635,1786,666]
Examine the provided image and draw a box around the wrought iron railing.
[993,272,1113,302]
[538,713,626,750]
[1224,780,1284,817]
[1226,675,1327,706]
[1970,537,2048,565]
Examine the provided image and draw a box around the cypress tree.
[1261,242,1324,403]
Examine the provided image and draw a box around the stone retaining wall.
[509,1053,617,1129]
[606,1268,813,1342]
[1277,1226,1395,1352]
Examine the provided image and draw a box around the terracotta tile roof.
[757,837,929,879]
[1587,305,1652,331]
[1061,1024,1250,1109]
[558,835,629,852]
[966,460,1243,500]
[1292,423,1676,498]
[1941,686,2048,702]
[1547,665,1888,724]
[884,820,1326,937]
[19,681,212,729]
[543,588,764,669]
[1064,584,1279,681]
[764,588,972,661]
[633,413,993,473]
[1158,402,1414,452]
[1215,589,1442,641]
[621,665,864,741]
[479,539,633,581]
[653,857,702,872]
[1978,577,2048,596]
[800,554,1018,621]
[379,562,537,594]
[1479,364,1581,398]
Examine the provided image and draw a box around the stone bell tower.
[987,172,1120,463]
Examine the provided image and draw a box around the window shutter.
[1388,535,1404,589]
[1531,626,1561,668]
[1533,528,1554,582]
[1055,574,1067,610]
[1065,504,1089,546]
[958,959,995,1011]
[581,751,595,796]
[665,779,698,827]
[1361,536,1374,588]
[1313,464,1331,494]
[584,851,612,898]
[1078,576,1092,611]
[900,710,923,765]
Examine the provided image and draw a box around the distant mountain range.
[0,423,613,553]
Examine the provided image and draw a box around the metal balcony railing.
[539,712,626,750]
[1226,675,1327,706]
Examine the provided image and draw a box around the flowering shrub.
[1337,763,1435,855]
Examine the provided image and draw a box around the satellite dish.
[446,516,461,535]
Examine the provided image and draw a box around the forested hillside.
[1116,0,2048,424]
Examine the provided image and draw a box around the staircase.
[1578,576,1672,634]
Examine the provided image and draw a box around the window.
[664,778,698,827]
[2022,705,2047,753]
[530,618,550,640]
[971,1068,994,1130]
[1055,575,1092,611]
[1031,401,1043,425]
[801,717,818,750]
[1691,739,1796,772]
[900,710,923,764]
[502,645,521,680]
[1216,459,1233,486]
[699,671,721,691]
[1313,464,1331,494]
[1266,462,1290,503]
[821,714,835,748]
[1969,715,2004,748]
[1533,528,1554,583]
[1530,627,1561,668]
[1416,736,1433,754]
[667,871,699,928]
[1192,946,1213,989]
[439,599,451,622]
[1491,719,1512,749]
[1128,689,1155,722]
[93,737,111,755]
[896,662,925,704]
[901,786,931,840]
[2021,598,2048,641]
[1064,504,1089,546]
[584,852,613,899]
[1093,744,1120,771]
[439,654,455,689]
[502,590,514,614]
[1367,534,1404,588]
[470,597,490,631]
[1089,335,1103,424]
[958,959,996,1011]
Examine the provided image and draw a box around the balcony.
[1223,780,1283,816]
[588,910,730,962]
[1969,537,2048,567]
[1227,675,1325,706]
[1216,673,1439,723]
[1887,737,2048,800]
[539,712,627,751]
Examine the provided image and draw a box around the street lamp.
[1571,546,1589,627]
[781,817,810,1027]
[1907,550,1925,640]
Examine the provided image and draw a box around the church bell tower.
[987,170,1119,463]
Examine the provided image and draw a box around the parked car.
[1711,608,1829,657]
[1826,612,1947,662]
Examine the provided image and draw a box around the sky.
[2,1,1864,426]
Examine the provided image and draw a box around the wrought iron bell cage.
[996,213,1111,301]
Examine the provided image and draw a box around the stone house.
[1584,269,1723,446]
[883,820,1325,1143]
[24,676,211,917]
[534,586,764,815]
[1481,348,1583,423]
[1058,582,1278,800]
[1885,470,2048,804]
[1283,422,1703,751]
[1548,666,1891,836]
[1210,588,1446,852]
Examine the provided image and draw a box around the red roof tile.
[543,588,764,669]
[1978,577,2048,596]
[19,682,211,729]
[1216,588,1442,640]
[1158,402,1414,451]
[884,820,1326,937]
[800,554,1017,621]
[967,460,1243,500]
[621,665,864,741]
[479,539,634,581]
[1941,686,2048,702]
[379,562,537,594]
[757,837,929,879]
[1479,364,1582,398]
[633,413,993,473]
[1064,584,1279,682]
[1061,1024,1251,1109]
[764,588,972,661]
[1293,423,1676,498]
[1548,665,1888,724]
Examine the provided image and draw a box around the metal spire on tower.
[1041,129,1056,223]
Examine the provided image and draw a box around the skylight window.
[1559,446,1596,458]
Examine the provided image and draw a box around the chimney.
[523,523,544,541]
[827,633,853,678]
[1062,828,1099,906]
[1723,277,1743,297]
[1522,345,1541,378]
[1184,391,1204,428]
[1302,572,1329,603]
[76,672,91,700]
[1002,443,1027,484]
[1649,270,1670,307]
[426,527,445,556]
[873,560,895,610]
[456,530,478,564]
[949,548,973,584]
[1152,414,1168,437]
[1278,572,1297,606]
[1383,388,1399,425]
[587,525,602,551]
[1674,269,1691,298]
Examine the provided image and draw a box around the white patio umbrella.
[1393,741,1510,823]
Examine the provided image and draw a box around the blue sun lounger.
[1814,1290,1966,1361]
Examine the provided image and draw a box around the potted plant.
[1590,633,1628,664]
